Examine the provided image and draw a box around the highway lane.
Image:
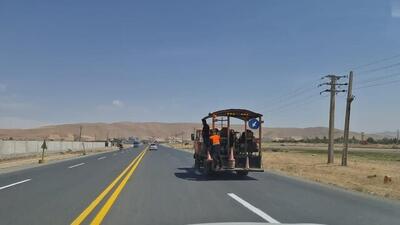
[103,145,400,225]
[0,144,399,225]
[102,146,265,225]
[0,147,144,225]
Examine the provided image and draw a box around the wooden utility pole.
[397,129,399,145]
[327,77,336,164]
[342,71,355,166]
[319,75,347,164]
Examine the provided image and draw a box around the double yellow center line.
[71,148,148,225]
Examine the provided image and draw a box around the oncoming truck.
[192,109,264,176]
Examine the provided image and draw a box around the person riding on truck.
[209,129,222,169]
[202,119,210,148]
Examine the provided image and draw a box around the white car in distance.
[149,143,158,151]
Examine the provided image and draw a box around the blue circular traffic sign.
[248,118,260,129]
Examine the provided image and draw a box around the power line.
[262,82,314,105]
[262,74,346,114]
[354,78,400,90]
[261,54,400,115]
[274,86,314,104]
[349,53,400,70]
[272,85,314,103]
[259,78,320,112]
[357,71,400,85]
[262,79,327,115]
[265,93,319,113]
[269,95,323,115]
[356,61,400,74]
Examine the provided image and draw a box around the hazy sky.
[1,0,400,132]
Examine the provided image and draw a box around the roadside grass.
[262,146,400,200]
[266,147,400,162]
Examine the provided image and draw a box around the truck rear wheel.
[236,170,249,176]
[203,161,213,176]
[194,158,201,169]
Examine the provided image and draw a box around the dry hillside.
[0,122,383,141]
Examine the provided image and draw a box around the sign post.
[39,140,47,164]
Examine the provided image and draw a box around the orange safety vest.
[210,135,221,145]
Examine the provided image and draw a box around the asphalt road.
[0,145,399,225]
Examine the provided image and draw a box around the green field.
[265,146,400,162]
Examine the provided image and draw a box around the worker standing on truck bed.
[210,129,222,169]
[202,119,210,148]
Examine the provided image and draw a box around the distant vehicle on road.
[192,108,264,176]
[133,141,140,148]
[149,143,158,151]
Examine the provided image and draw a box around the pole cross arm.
[320,89,331,95]
[323,74,347,80]
[318,82,331,87]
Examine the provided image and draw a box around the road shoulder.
[0,148,117,175]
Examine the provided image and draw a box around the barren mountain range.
[0,122,388,141]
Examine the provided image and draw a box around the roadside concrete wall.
[0,140,106,159]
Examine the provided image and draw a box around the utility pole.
[397,129,399,145]
[342,71,355,166]
[319,75,347,164]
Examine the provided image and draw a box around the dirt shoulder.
[263,148,400,200]
[0,147,117,174]
[163,143,193,153]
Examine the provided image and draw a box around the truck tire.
[194,158,201,169]
[203,161,213,176]
[236,170,249,176]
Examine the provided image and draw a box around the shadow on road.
[174,167,258,181]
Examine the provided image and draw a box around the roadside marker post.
[82,142,87,155]
[39,140,47,164]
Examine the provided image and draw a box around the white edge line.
[228,193,280,224]
[97,156,106,160]
[0,179,32,190]
[68,163,85,169]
